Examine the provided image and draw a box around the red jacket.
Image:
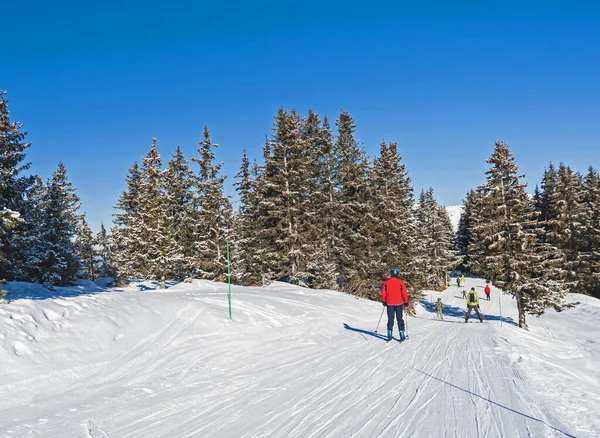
[381,277,408,306]
[484,286,491,294]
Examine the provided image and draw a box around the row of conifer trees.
[3,90,597,327]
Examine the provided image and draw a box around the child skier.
[484,283,491,301]
[462,289,467,299]
[435,298,444,320]
[381,267,409,341]
[465,287,484,323]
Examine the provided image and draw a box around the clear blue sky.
[4,1,600,232]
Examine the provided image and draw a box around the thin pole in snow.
[499,295,502,327]
[226,240,232,320]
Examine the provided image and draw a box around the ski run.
[0,277,598,437]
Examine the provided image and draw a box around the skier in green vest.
[465,287,484,323]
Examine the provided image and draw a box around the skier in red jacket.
[381,267,409,341]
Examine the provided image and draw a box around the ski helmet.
[390,267,400,277]
[437,298,441,302]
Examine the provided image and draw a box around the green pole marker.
[226,240,232,320]
[499,295,502,327]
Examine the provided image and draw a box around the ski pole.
[404,304,408,336]
[375,306,385,333]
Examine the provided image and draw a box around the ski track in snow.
[0,279,596,437]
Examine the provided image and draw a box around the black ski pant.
[465,305,484,322]
[387,305,405,332]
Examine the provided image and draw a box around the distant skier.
[460,274,465,288]
[484,283,491,301]
[462,289,467,299]
[435,298,444,320]
[465,287,484,323]
[455,277,460,288]
[381,267,409,341]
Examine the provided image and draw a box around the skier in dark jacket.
[381,267,409,341]
[465,287,484,323]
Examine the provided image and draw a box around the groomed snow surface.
[1,278,598,437]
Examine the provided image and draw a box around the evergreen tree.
[96,223,113,278]
[332,111,371,284]
[252,108,307,283]
[191,127,232,281]
[370,141,419,302]
[112,161,144,280]
[163,146,197,280]
[470,142,565,328]
[546,164,590,294]
[0,91,34,279]
[232,151,262,285]
[414,188,455,289]
[76,215,99,280]
[136,139,171,282]
[298,110,338,288]
[30,162,83,288]
[582,167,600,297]
[456,190,477,272]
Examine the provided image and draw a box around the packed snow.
[0,278,598,437]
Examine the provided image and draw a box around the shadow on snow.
[420,300,518,326]
[343,323,389,341]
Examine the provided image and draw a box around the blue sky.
[4,1,600,232]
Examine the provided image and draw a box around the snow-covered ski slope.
[1,278,598,437]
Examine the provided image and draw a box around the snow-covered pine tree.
[31,162,83,288]
[332,111,371,286]
[546,164,591,294]
[414,188,455,290]
[112,161,144,280]
[96,223,114,278]
[582,167,600,297]
[251,108,307,284]
[370,141,419,302]
[163,146,197,280]
[136,139,171,283]
[534,163,559,244]
[191,127,232,282]
[298,110,338,288]
[455,190,477,272]
[469,142,566,328]
[232,151,263,285]
[0,91,35,279]
[76,214,99,280]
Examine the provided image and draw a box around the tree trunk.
[516,294,527,329]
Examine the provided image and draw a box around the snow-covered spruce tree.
[191,127,232,282]
[332,111,372,287]
[136,140,171,283]
[231,151,263,285]
[455,190,477,272]
[546,164,591,294]
[582,167,600,297]
[0,91,35,279]
[297,110,338,288]
[96,223,114,278]
[30,162,83,288]
[75,214,99,280]
[251,108,308,284]
[112,161,144,280]
[163,146,197,280]
[414,188,455,290]
[534,163,559,244]
[469,142,566,328]
[369,141,420,304]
